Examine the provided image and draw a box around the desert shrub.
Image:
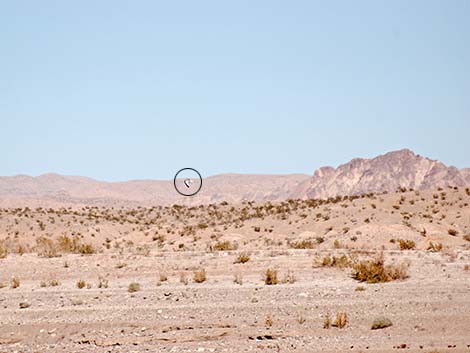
[212,240,237,251]
[78,243,96,254]
[265,314,273,327]
[76,279,86,289]
[264,268,278,285]
[323,313,331,329]
[290,239,315,249]
[332,312,348,328]
[193,269,207,283]
[35,237,59,258]
[321,254,351,268]
[57,235,79,252]
[179,273,188,285]
[234,252,250,264]
[98,276,109,288]
[448,228,458,236]
[464,234,470,242]
[0,241,7,259]
[128,282,141,292]
[281,270,296,284]
[427,242,443,252]
[398,239,416,250]
[11,277,20,289]
[352,256,408,283]
[371,316,393,330]
[355,285,365,291]
[159,273,168,282]
[233,273,243,285]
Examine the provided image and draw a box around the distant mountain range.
[1,149,469,206]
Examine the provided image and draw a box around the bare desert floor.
[1,187,470,352]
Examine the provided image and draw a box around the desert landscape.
[1,150,470,352]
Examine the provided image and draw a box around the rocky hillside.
[293,149,470,199]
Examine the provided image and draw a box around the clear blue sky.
[1,1,469,181]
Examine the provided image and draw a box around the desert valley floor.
[1,187,470,352]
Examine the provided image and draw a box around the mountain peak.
[299,149,469,199]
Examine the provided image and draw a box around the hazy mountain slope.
[0,173,309,206]
[293,149,469,199]
[0,149,468,206]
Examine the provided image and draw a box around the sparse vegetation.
[371,316,393,330]
[264,268,278,285]
[427,241,443,252]
[290,239,316,249]
[98,276,109,289]
[76,280,86,289]
[332,312,348,328]
[265,314,273,327]
[193,269,207,283]
[11,276,20,289]
[234,252,250,264]
[212,240,237,251]
[233,273,243,285]
[352,255,408,283]
[128,282,141,292]
[398,239,416,250]
[323,313,331,329]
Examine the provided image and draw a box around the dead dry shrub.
[398,239,416,250]
[371,316,393,330]
[281,270,296,284]
[427,242,443,252]
[332,312,348,328]
[264,268,278,285]
[234,252,250,264]
[321,254,352,269]
[0,241,7,259]
[323,313,331,329]
[265,314,273,327]
[35,237,59,258]
[212,240,237,251]
[11,277,20,289]
[76,279,86,289]
[233,273,243,285]
[289,239,316,249]
[193,269,207,283]
[128,282,141,292]
[352,255,408,283]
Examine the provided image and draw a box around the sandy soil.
[1,187,470,352]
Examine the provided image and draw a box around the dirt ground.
[1,187,470,352]
[0,249,469,353]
